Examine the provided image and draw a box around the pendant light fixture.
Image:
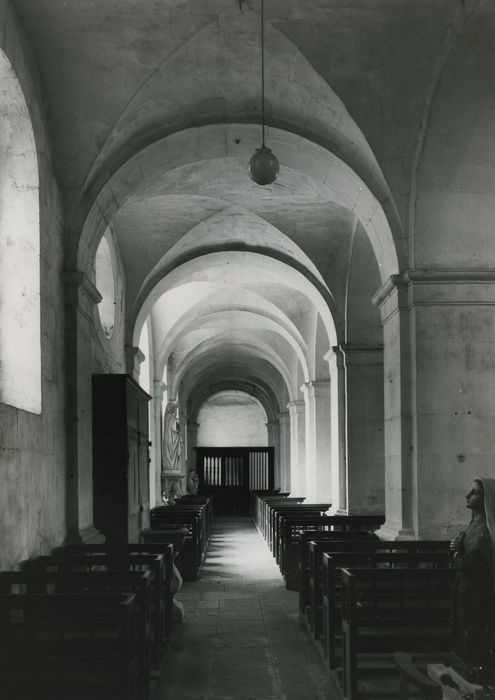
[248,0,279,186]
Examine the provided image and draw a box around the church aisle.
[153,515,341,700]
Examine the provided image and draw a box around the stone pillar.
[187,421,199,471]
[278,411,291,492]
[325,348,347,513]
[373,271,495,539]
[287,400,306,496]
[342,347,384,515]
[178,405,187,475]
[373,275,415,539]
[152,381,166,509]
[63,271,104,544]
[266,419,280,489]
[302,380,331,503]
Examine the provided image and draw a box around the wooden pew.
[340,567,455,699]
[272,504,331,561]
[321,548,452,670]
[298,530,379,612]
[148,509,203,580]
[24,552,165,691]
[151,504,208,557]
[0,570,151,698]
[280,513,383,583]
[174,495,214,532]
[255,493,295,537]
[280,513,385,591]
[52,543,174,648]
[0,592,139,700]
[310,538,447,640]
[250,490,288,527]
[259,496,306,543]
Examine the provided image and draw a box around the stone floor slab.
[153,515,341,700]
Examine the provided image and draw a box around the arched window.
[0,50,40,413]
[95,234,116,339]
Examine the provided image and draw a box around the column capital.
[278,411,290,421]
[287,400,305,414]
[325,346,345,370]
[63,270,102,321]
[266,419,280,428]
[303,379,330,396]
[340,345,384,367]
[125,345,145,377]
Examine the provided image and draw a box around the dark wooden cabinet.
[92,374,151,542]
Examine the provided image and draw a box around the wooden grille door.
[196,447,274,514]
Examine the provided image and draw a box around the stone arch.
[132,250,337,355]
[75,125,401,283]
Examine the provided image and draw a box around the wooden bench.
[255,493,296,537]
[284,515,383,591]
[51,542,174,649]
[280,513,382,583]
[258,496,305,543]
[174,495,214,533]
[151,504,209,556]
[147,509,204,580]
[298,530,379,612]
[311,539,449,645]
[0,570,151,698]
[250,490,288,528]
[0,592,139,700]
[155,502,211,545]
[340,567,455,699]
[272,505,331,561]
[321,548,452,670]
[25,552,165,688]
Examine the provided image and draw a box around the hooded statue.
[450,477,495,676]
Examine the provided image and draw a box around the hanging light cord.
[261,0,266,147]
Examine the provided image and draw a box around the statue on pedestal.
[450,478,495,682]
[160,401,184,505]
[163,402,181,472]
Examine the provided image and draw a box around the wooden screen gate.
[195,447,274,514]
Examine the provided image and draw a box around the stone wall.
[0,0,66,569]
[197,399,268,448]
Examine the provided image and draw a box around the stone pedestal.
[161,472,185,504]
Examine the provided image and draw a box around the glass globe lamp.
[248,145,279,186]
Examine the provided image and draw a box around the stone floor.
[153,515,342,700]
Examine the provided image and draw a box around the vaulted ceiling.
[12,0,494,410]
